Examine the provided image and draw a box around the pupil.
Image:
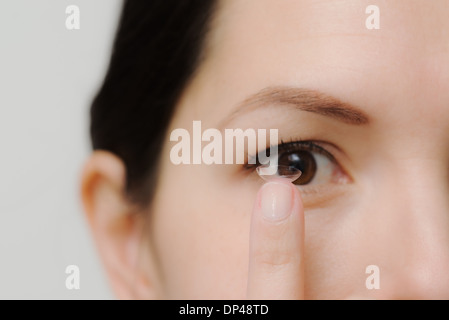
[278,151,317,185]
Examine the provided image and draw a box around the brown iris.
[278,151,317,185]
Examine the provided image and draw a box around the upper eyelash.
[243,139,337,170]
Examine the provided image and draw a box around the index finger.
[246,179,305,300]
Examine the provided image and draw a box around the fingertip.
[256,178,303,222]
[258,180,294,222]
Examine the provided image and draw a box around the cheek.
[303,195,401,299]
[303,203,368,299]
[149,164,255,299]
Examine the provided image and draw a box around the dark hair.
[90,0,217,206]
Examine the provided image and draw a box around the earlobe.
[80,151,158,299]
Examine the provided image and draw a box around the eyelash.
[243,139,338,170]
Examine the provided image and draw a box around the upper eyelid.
[279,140,338,164]
[246,140,338,166]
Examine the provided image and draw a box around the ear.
[80,151,160,299]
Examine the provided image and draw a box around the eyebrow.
[222,86,370,126]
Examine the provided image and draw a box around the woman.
[81,0,449,299]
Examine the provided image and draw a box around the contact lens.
[256,164,302,183]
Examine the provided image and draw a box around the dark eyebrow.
[222,87,370,126]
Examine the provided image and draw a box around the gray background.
[0,0,123,299]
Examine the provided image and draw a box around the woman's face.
[92,0,449,299]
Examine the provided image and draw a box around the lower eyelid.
[297,184,352,209]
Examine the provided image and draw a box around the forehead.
[182,0,449,128]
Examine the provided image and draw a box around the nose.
[361,159,449,299]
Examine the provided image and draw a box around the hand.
[246,179,305,299]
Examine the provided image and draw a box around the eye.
[247,141,342,187]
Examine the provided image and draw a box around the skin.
[82,0,449,299]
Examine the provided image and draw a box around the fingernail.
[260,181,293,221]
